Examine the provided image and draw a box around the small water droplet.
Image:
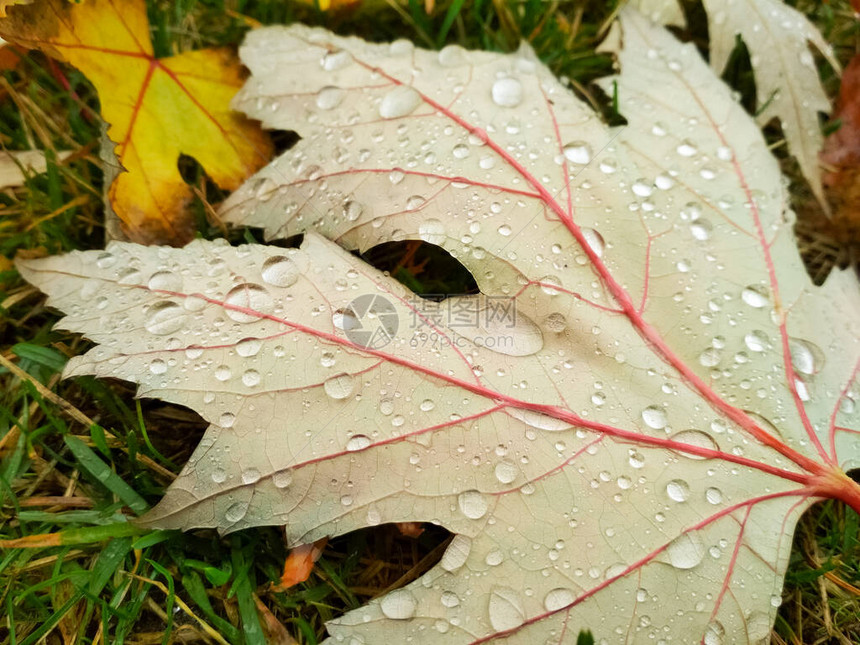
[458,490,489,519]
[666,479,690,502]
[441,591,460,608]
[272,469,293,488]
[242,468,261,485]
[346,434,372,451]
[491,77,523,107]
[224,501,249,523]
[661,533,705,569]
[324,373,355,400]
[148,270,182,292]
[488,588,525,631]
[440,535,472,572]
[242,370,260,387]
[789,338,823,375]
[494,460,518,484]
[316,86,346,110]
[581,228,605,257]
[745,330,769,353]
[497,224,512,236]
[145,301,187,336]
[380,589,417,620]
[543,588,574,611]
[149,358,167,375]
[379,86,422,119]
[641,406,667,430]
[261,256,299,288]
[224,284,272,323]
[562,141,592,165]
[741,285,769,308]
[706,487,723,504]
[219,412,235,428]
[704,620,725,645]
[544,312,567,333]
[321,49,351,71]
[670,430,718,459]
[237,338,262,358]
[676,140,698,157]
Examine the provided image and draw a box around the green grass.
[1,1,859,643]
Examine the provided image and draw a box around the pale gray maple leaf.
[17,8,860,644]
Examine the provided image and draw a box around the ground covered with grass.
[1,1,859,643]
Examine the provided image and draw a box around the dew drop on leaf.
[741,285,769,308]
[346,434,372,451]
[321,49,351,71]
[457,490,489,519]
[440,535,472,572]
[641,406,667,430]
[789,338,823,375]
[224,501,249,523]
[323,373,355,399]
[144,301,187,335]
[148,270,182,292]
[491,77,523,107]
[272,469,293,489]
[494,460,518,484]
[562,141,592,165]
[543,587,575,611]
[223,284,272,322]
[379,86,422,119]
[343,200,363,222]
[706,487,723,505]
[669,429,718,459]
[488,588,525,631]
[236,338,262,357]
[440,591,460,608]
[704,620,725,645]
[316,86,345,110]
[665,479,690,502]
[242,468,261,484]
[380,589,417,620]
[332,308,359,331]
[581,227,605,257]
[661,533,705,569]
[261,256,300,288]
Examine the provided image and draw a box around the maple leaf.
[16,8,860,644]
[0,0,272,245]
[632,0,838,205]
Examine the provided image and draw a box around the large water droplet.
[581,228,605,257]
[346,434,372,452]
[148,270,182,292]
[641,406,667,430]
[488,588,525,631]
[242,468,261,485]
[741,285,769,308]
[380,589,417,620]
[440,535,472,572]
[343,200,363,222]
[321,49,351,71]
[458,490,488,519]
[704,620,725,645]
[507,408,572,432]
[543,588,575,611]
[224,283,272,323]
[789,338,823,375]
[491,78,523,107]
[316,86,345,110]
[669,430,718,459]
[494,460,518,484]
[272,469,293,489]
[660,533,705,569]
[145,301,187,335]
[261,256,299,288]
[562,141,592,165]
[224,501,249,523]
[666,479,690,502]
[324,373,355,400]
[332,308,360,331]
[744,330,769,353]
[379,86,422,119]
[236,338,262,357]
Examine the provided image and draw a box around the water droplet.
[485,549,503,566]
[406,195,426,210]
[491,78,523,107]
[494,461,518,484]
[440,535,472,572]
[324,373,355,399]
[380,589,417,620]
[346,434,372,452]
[224,501,249,523]
[458,490,488,519]
[145,301,187,335]
[219,412,235,428]
[321,49,351,71]
[441,591,460,608]
[488,588,525,631]
[453,143,470,159]
[706,487,723,505]
[581,228,605,257]
[211,467,227,484]
[316,86,346,110]
[641,406,667,430]
[149,358,167,375]
[690,219,713,241]
[332,308,359,331]
[497,224,512,236]
[242,369,260,387]
[676,140,698,157]
[237,338,262,357]
[543,588,574,611]
[148,270,182,292]
[379,86,422,119]
[419,219,446,244]
[261,256,299,288]
[744,330,768,353]
[632,179,653,197]
[224,284,272,323]
[670,430,718,459]
[741,285,769,308]
[544,312,567,333]
[242,468,261,485]
[789,338,823,375]
[698,347,721,367]
[507,408,572,432]
[704,620,725,645]
[96,252,116,269]
[562,141,592,165]
[272,469,293,488]
[419,399,435,412]
[438,44,467,67]
[661,533,705,569]
[215,365,232,381]
[666,479,690,502]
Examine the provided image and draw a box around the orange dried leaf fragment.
[0,0,272,244]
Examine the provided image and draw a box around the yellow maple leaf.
[0,0,272,244]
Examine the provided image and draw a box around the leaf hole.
[360,241,478,300]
